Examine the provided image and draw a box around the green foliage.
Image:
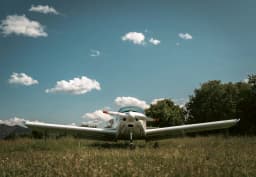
[248,74,256,86]
[186,81,237,123]
[31,131,44,139]
[186,74,256,135]
[235,77,256,134]
[145,99,185,127]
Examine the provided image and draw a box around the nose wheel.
[129,132,135,149]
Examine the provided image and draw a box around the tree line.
[145,74,256,135]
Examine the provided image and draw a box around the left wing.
[25,121,117,141]
[145,119,239,140]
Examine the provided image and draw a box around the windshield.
[118,106,145,114]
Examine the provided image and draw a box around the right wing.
[146,119,239,140]
[25,121,117,141]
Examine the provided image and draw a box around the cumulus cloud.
[178,33,192,40]
[149,38,160,45]
[121,32,145,45]
[151,97,188,108]
[173,98,188,108]
[90,49,100,57]
[45,76,101,95]
[29,5,59,15]
[8,72,38,86]
[82,110,114,128]
[82,110,113,122]
[151,98,166,105]
[0,14,47,37]
[243,78,249,83]
[115,96,149,109]
[0,117,26,127]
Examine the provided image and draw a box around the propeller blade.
[102,110,126,117]
[103,110,159,122]
[145,117,154,121]
[137,116,159,122]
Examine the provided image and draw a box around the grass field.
[0,136,256,177]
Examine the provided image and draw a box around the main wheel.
[153,142,159,148]
[129,143,136,150]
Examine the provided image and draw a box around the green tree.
[145,99,185,127]
[234,75,256,134]
[186,80,238,124]
[248,74,256,86]
[186,75,256,135]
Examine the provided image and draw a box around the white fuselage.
[115,113,147,140]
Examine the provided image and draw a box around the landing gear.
[129,143,136,150]
[129,132,136,150]
[153,142,159,148]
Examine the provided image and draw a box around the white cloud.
[29,5,59,15]
[173,98,188,108]
[8,72,38,86]
[0,117,26,127]
[243,78,249,83]
[149,38,160,45]
[0,15,47,37]
[81,120,99,127]
[45,76,101,95]
[178,33,192,40]
[82,110,114,128]
[151,98,166,105]
[151,97,188,108]
[176,42,180,46]
[115,96,149,109]
[90,49,100,57]
[82,110,113,122]
[121,32,145,45]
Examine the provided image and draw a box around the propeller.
[102,110,157,122]
[102,110,126,117]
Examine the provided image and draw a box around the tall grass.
[0,136,255,177]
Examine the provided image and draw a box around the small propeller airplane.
[25,106,239,148]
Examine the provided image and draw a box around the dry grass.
[0,136,256,177]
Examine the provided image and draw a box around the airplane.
[25,106,239,149]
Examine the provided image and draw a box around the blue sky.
[0,0,255,124]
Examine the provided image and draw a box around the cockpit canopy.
[118,106,145,114]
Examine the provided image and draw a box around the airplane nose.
[128,112,137,118]
[127,117,134,122]
[128,112,133,117]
